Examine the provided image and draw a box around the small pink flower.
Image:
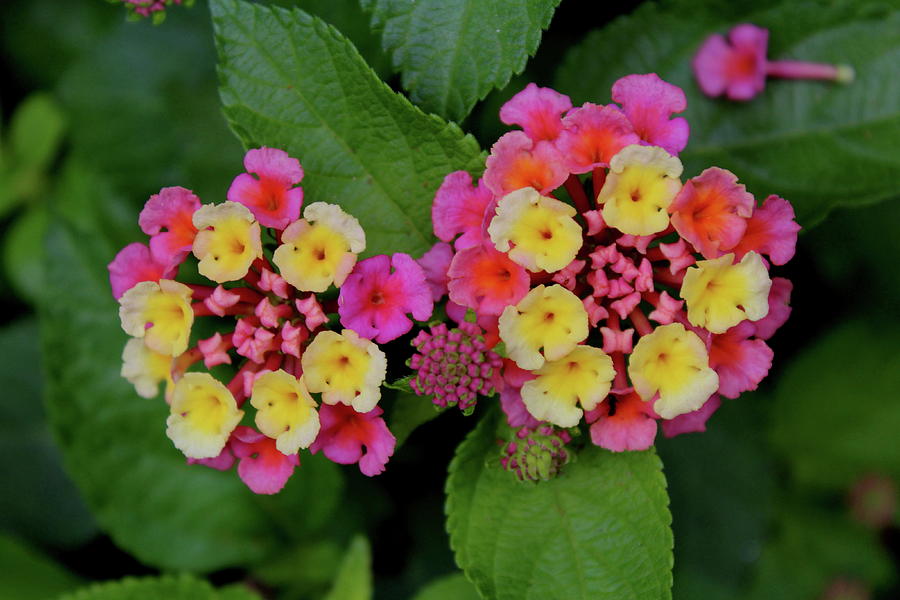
[693,24,768,101]
[483,131,568,197]
[188,447,235,471]
[417,242,454,302]
[693,24,854,102]
[732,195,800,266]
[752,277,792,340]
[204,285,240,317]
[587,392,657,452]
[198,332,233,368]
[611,73,689,155]
[708,321,773,399]
[661,395,721,438]
[432,171,495,250]
[338,254,433,343]
[230,426,299,495]
[108,242,176,299]
[138,186,201,267]
[295,295,328,331]
[555,103,640,173]
[670,167,755,259]
[499,83,572,142]
[310,404,395,477]
[447,244,530,316]
[227,147,304,229]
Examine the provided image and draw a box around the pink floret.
[417,242,454,302]
[556,103,641,173]
[693,24,768,101]
[587,392,657,452]
[661,395,722,438]
[230,426,299,495]
[499,360,540,429]
[753,277,792,340]
[138,186,201,267]
[339,253,433,343]
[709,321,773,399]
[108,242,177,299]
[483,131,568,197]
[732,195,800,266]
[227,147,304,229]
[611,73,689,155]
[499,83,573,142]
[432,171,494,250]
[310,404,395,477]
[447,244,530,316]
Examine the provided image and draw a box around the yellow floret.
[166,372,244,459]
[488,187,583,273]
[119,279,194,356]
[121,337,173,399]
[192,201,263,283]
[250,369,320,454]
[498,284,589,370]
[301,329,387,413]
[681,251,771,334]
[597,145,683,236]
[521,345,615,427]
[272,202,366,292]
[628,323,719,419]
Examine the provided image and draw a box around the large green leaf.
[57,575,260,600]
[362,0,560,122]
[411,573,480,600]
[554,0,900,227]
[769,318,900,490]
[0,319,96,548]
[446,410,673,600]
[211,0,484,258]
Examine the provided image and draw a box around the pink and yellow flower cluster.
[109,148,432,493]
[418,74,799,470]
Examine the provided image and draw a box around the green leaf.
[769,318,900,490]
[387,390,444,447]
[3,205,48,303]
[554,0,900,228]
[446,409,673,600]
[411,573,480,600]
[0,535,82,600]
[211,0,484,258]
[8,92,66,170]
[0,319,97,548]
[323,536,372,600]
[362,0,561,121]
[57,574,260,600]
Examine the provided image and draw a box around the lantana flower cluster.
[110,148,434,494]
[111,0,190,21]
[412,74,799,478]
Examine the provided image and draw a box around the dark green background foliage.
[0,0,897,598]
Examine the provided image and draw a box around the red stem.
[592,167,607,200]
[628,309,653,337]
[564,174,591,214]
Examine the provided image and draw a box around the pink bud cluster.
[409,322,503,414]
[116,0,186,19]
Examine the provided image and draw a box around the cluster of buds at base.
[500,424,574,482]
[110,147,435,493]
[421,74,799,480]
[408,322,503,415]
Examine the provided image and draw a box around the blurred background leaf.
[0,534,82,600]
[410,573,480,600]
[554,0,900,227]
[323,536,372,600]
[57,574,260,600]
[362,0,561,122]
